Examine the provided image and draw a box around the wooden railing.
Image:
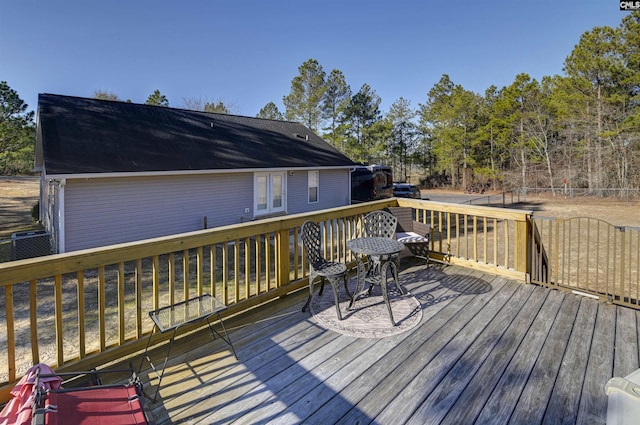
[0,199,534,402]
[531,216,640,308]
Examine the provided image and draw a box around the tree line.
[2,12,638,195]
[275,12,640,193]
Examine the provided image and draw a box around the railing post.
[277,228,291,287]
[515,217,531,279]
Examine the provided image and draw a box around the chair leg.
[379,262,396,326]
[329,279,343,320]
[390,260,404,295]
[302,275,316,312]
[342,274,352,301]
[302,294,312,312]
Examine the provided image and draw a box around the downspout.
[348,167,356,204]
[58,178,66,253]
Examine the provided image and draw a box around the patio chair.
[387,206,431,262]
[31,365,148,425]
[361,210,403,295]
[301,220,350,320]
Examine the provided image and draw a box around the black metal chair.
[361,210,404,296]
[301,221,350,320]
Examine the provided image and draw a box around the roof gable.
[37,94,356,175]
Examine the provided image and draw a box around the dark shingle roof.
[37,94,356,175]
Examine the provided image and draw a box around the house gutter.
[43,165,356,181]
[58,178,66,253]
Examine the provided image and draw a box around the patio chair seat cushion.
[396,232,428,244]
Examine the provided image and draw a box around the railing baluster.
[255,236,262,294]
[135,259,142,339]
[30,279,39,364]
[97,267,105,353]
[183,249,189,301]
[245,237,251,299]
[118,262,125,345]
[223,241,229,304]
[152,256,160,310]
[5,285,15,382]
[197,246,204,297]
[234,238,240,301]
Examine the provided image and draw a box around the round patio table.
[347,237,405,326]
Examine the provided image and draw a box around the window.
[254,172,286,216]
[308,171,318,203]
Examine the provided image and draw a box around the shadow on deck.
[135,259,638,424]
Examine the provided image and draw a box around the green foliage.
[256,102,284,120]
[145,89,169,107]
[93,90,121,101]
[0,81,35,174]
[204,101,229,114]
[321,69,351,147]
[283,59,326,132]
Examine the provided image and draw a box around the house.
[35,94,357,253]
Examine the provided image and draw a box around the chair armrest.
[412,221,431,238]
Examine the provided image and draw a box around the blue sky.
[0,1,629,118]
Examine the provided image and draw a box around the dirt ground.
[0,179,638,241]
[0,177,40,240]
[426,188,640,227]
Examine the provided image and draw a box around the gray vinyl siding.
[287,169,350,214]
[63,174,254,252]
[55,169,350,252]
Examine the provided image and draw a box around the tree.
[342,84,382,163]
[0,81,35,174]
[283,59,326,132]
[257,102,284,120]
[93,90,121,101]
[492,73,540,189]
[204,101,230,114]
[420,75,480,189]
[563,25,625,191]
[182,97,236,114]
[146,89,169,107]
[386,97,417,181]
[321,69,351,148]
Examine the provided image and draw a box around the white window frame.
[254,171,287,216]
[308,170,319,204]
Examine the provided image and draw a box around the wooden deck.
[137,260,640,424]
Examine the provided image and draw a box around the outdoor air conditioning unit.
[11,230,52,261]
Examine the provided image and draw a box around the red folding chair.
[31,366,149,425]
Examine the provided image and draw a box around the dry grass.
[0,177,40,240]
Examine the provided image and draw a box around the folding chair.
[31,366,148,425]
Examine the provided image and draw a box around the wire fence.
[521,187,640,202]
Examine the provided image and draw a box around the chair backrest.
[363,210,397,238]
[301,221,325,267]
[386,207,414,233]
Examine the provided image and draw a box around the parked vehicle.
[393,183,421,199]
[351,165,393,203]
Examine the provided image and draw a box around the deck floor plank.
[371,276,516,425]
[309,269,499,425]
[577,302,616,424]
[543,299,598,425]
[339,279,509,424]
[614,306,639,377]
[439,286,551,425]
[134,262,638,425]
[509,292,580,425]
[475,287,566,424]
[407,281,539,425]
